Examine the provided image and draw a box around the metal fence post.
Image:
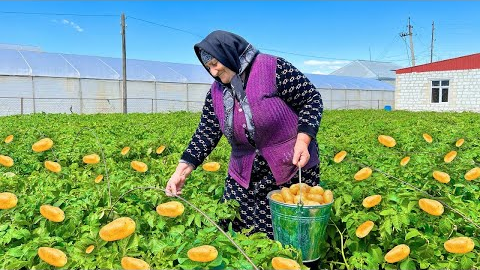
[21,98,24,115]
[186,83,190,112]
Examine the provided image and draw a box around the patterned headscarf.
[200,49,213,66]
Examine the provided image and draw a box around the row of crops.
[0,110,479,269]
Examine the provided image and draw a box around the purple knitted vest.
[211,54,319,188]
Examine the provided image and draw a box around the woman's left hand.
[292,133,312,168]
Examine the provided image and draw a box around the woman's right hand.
[165,163,194,197]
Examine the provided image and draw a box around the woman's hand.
[165,163,194,196]
[292,133,312,168]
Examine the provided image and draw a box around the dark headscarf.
[194,30,259,144]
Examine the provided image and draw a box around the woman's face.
[205,58,236,84]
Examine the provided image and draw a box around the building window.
[431,80,449,103]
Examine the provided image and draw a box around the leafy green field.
[0,110,479,269]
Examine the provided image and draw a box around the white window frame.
[431,80,449,103]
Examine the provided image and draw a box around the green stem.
[330,218,351,270]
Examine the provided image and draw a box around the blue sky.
[1,1,479,74]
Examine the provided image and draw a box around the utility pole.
[408,17,415,66]
[430,21,435,63]
[121,13,127,114]
[400,17,415,66]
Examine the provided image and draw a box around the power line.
[258,48,354,61]
[128,16,358,62]
[128,16,204,38]
[1,10,410,65]
[0,10,117,17]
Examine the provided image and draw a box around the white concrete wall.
[395,69,480,112]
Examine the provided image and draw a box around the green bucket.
[267,190,333,262]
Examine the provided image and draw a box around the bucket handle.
[296,165,304,253]
[297,165,304,207]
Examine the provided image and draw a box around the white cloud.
[53,18,84,32]
[302,59,351,75]
[304,60,350,66]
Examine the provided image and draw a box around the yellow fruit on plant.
[0,155,14,167]
[156,201,184,218]
[271,257,300,270]
[384,244,410,263]
[334,150,347,163]
[378,135,396,147]
[131,161,148,172]
[400,156,410,166]
[32,138,53,152]
[40,205,65,222]
[356,220,374,238]
[444,237,475,254]
[271,193,284,203]
[280,187,294,204]
[156,145,166,154]
[94,175,103,183]
[362,195,382,208]
[455,138,464,147]
[45,161,62,173]
[432,171,450,183]
[99,217,136,241]
[323,190,334,204]
[309,186,325,195]
[187,245,218,262]
[121,257,150,270]
[38,247,67,267]
[423,133,433,143]
[4,135,13,144]
[354,167,372,181]
[83,154,100,164]
[202,162,220,172]
[464,167,480,181]
[121,147,130,156]
[85,245,95,254]
[0,192,18,209]
[418,198,444,216]
[444,151,457,163]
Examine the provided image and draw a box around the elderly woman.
[166,30,323,239]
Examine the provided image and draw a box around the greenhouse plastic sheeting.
[0,49,31,75]
[0,48,394,90]
[307,74,394,91]
[20,50,80,78]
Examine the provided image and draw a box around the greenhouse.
[0,48,394,116]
